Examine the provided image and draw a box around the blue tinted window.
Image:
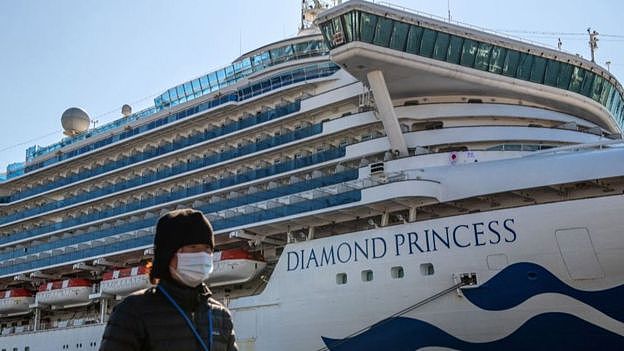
[446,36,463,64]
[488,46,506,74]
[556,63,573,89]
[360,12,377,43]
[516,53,533,80]
[569,67,584,92]
[389,22,409,51]
[580,71,594,96]
[373,17,393,46]
[529,57,547,83]
[460,39,478,67]
[405,25,423,54]
[474,43,492,71]
[502,50,520,77]
[419,29,437,58]
[432,32,449,60]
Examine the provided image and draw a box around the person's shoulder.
[207,297,232,316]
[114,287,161,312]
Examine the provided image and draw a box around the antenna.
[447,0,451,22]
[557,38,562,50]
[605,60,611,72]
[587,27,599,63]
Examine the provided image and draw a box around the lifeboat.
[210,249,266,287]
[36,279,92,306]
[0,288,34,314]
[100,266,151,296]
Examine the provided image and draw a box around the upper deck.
[316,0,624,134]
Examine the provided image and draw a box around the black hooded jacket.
[99,279,237,351]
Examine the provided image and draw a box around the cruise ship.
[1,1,623,350]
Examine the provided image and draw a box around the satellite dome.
[61,107,90,136]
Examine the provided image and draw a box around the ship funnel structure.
[299,0,340,34]
[61,107,90,136]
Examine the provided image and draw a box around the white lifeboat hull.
[0,297,34,314]
[100,274,152,296]
[209,259,267,287]
[36,287,91,306]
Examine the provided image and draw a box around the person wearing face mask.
[99,208,238,351]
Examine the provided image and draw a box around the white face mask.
[170,251,214,287]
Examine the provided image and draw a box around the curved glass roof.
[318,9,624,130]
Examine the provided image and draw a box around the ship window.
[359,12,377,43]
[502,50,520,77]
[361,270,374,282]
[474,42,492,71]
[432,32,450,60]
[544,60,561,86]
[557,63,573,89]
[336,273,347,285]
[446,35,463,64]
[580,71,595,97]
[389,21,409,51]
[515,53,534,80]
[391,266,405,279]
[569,66,584,93]
[530,56,547,83]
[419,28,437,58]
[420,263,435,276]
[24,348,29,351]
[341,12,357,43]
[405,25,424,54]
[488,46,506,74]
[591,75,605,102]
[459,39,478,67]
[373,17,393,47]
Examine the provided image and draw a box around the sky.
[0,0,622,172]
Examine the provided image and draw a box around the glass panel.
[332,17,343,37]
[176,86,185,100]
[529,57,547,83]
[515,53,534,80]
[405,25,423,54]
[360,12,377,43]
[373,17,393,47]
[569,66,584,92]
[605,85,616,110]
[446,35,463,64]
[556,63,573,89]
[590,75,604,102]
[580,71,594,97]
[341,12,356,43]
[502,50,520,77]
[191,79,202,93]
[488,46,506,74]
[389,21,409,51]
[432,32,449,60]
[459,39,478,67]
[183,82,193,96]
[320,24,334,47]
[474,43,492,71]
[543,60,560,86]
[419,28,437,58]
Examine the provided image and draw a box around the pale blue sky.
[0,0,622,172]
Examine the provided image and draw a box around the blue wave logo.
[322,313,624,350]
[462,262,624,321]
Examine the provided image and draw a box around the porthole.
[336,273,347,285]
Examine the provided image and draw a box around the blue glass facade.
[7,62,339,180]
[318,10,624,129]
[155,39,328,108]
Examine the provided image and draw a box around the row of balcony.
[0,123,321,226]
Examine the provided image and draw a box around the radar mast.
[300,0,340,32]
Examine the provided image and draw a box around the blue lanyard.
[158,285,213,351]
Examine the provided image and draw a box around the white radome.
[61,107,90,136]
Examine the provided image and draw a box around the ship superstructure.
[0,1,623,350]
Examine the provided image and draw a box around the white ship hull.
[1,193,621,349]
